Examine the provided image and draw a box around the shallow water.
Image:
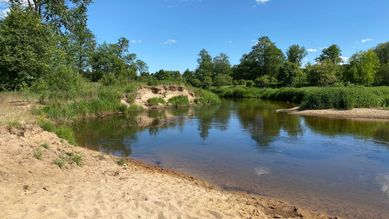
[73,99,389,218]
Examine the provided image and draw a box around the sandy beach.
[0,125,331,219]
[277,107,389,121]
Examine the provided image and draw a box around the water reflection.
[73,99,389,218]
[74,99,389,155]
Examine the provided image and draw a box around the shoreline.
[0,124,331,219]
[277,107,389,121]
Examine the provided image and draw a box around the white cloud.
[341,56,349,64]
[130,40,142,44]
[256,0,270,4]
[361,38,373,43]
[307,48,317,52]
[0,8,9,18]
[163,39,177,45]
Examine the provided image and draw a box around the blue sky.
[2,0,389,72]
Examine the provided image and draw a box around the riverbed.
[73,99,389,218]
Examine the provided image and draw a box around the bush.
[147,97,166,106]
[195,89,221,105]
[31,66,85,101]
[168,96,190,107]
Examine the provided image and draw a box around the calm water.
[73,99,389,218]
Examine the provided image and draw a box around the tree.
[376,63,389,85]
[374,42,389,64]
[195,49,213,88]
[89,37,137,83]
[307,61,339,86]
[9,0,95,73]
[316,44,342,65]
[0,7,66,90]
[345,50,380,85]
[286,45,307,66]
[234,36,285,82]
[277,62,303,87]
[374,42,389,85]
[213,53,232,76]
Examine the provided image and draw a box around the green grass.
[147,97,166,106]
[167,96,190,107]
[194,89,221,105]
[40,143,49,149]
[53,152,83,168]
[33,148,43,160]
[212,85,389,110]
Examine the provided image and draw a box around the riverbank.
[0,124,331,219]
[277,107,389,121]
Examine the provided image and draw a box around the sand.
[277,107,389,121]
[0,125,331,219]
[132,85,196,109]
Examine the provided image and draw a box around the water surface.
[73,99,389,218]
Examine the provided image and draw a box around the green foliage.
[55,126,76,145]
[41,143,49,149]
[194,89,221,105]
[89,37,138,83]
[301,87,384,110]
[66,152,83,166]
[211,86,262,98]
[53,152,83,168]
[255,75,278,88]
[286,44,307,66]
[53,156,66,168]
[277,62,303,87]
[168,96,190,107]
[0,7,66,90]
[33,148,43,160]
[234,36,285,81]
[345,50,380,85]
[316,44,342,65]
[117,158,126,166]
[31,65,86,102]
[147,97,166,106]
[376,63,389,85]
[213,74,233,87]
[307,61,340,86]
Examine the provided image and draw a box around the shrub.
[66,152,83,166]
[41,143,49,149]
[167,96,190,107]
[33,148,43,160]
[53,156,66,168]
[195,89,221,105]
[147,97,166,106]
[117,158,126,166]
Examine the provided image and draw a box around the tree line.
[1,2,389,91]
[183,37,389,89]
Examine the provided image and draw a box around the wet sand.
[0,125,330,219]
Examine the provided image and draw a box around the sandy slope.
[0,125,330,219]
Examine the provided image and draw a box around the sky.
[1,0,389,72]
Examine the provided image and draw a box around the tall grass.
[212,85,389,110]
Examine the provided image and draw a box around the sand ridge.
[0,125,332,219]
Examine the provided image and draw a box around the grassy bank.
[211,86,389,110]
[9,81,220,144]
